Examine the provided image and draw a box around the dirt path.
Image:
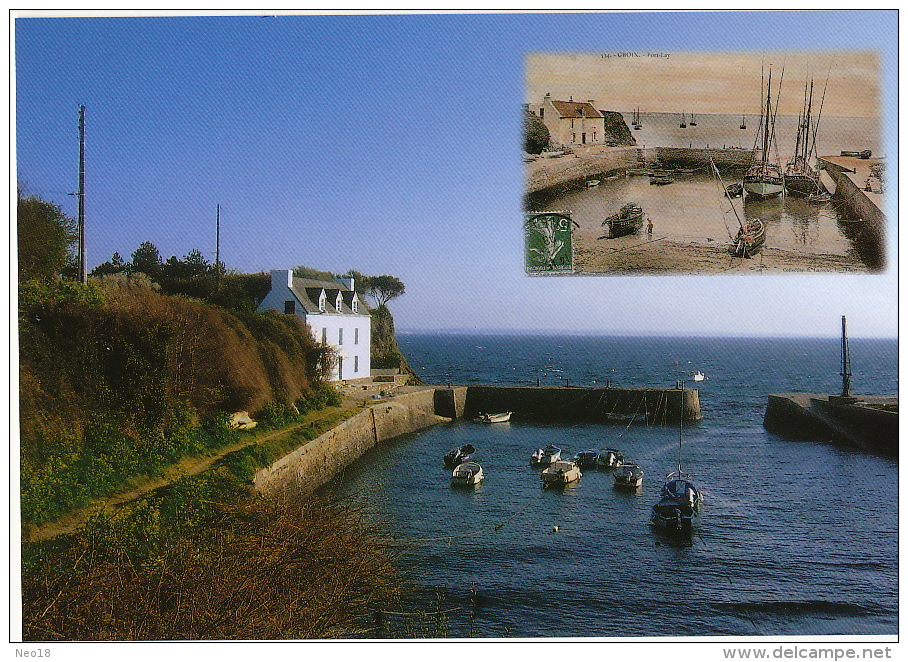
[23,406,358,544]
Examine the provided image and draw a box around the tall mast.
[841,316,852,397]
[678,380,684,474]
[78,105,86,284]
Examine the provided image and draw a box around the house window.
[338,357,343,380]
[318,291,326,312]
[321,328,327,344]
[338,328,343,345]
[539,107,544,119]
[284,300,295,315]
[354,327,359,344]
[354,355,359,373]
[593,131,597,141]
[571,133,576,143]
[351,298,358,313]
[581,132,586,144]
[336,293,343,311]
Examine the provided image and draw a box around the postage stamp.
[524,211,576,274]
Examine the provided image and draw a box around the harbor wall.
[465,385,701,424]
[819,158,886,225]
[253,389,450,497]
[651,146,754,169]
[764,393,897,457]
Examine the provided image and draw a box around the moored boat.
[783,76,826,197]
[651,497,694,534]
[586,179,601,188]
[451,461,484,486]
[601,203,644,238]
[692,371,706,381]
[743,66,785,199]
[541,459,582,488]
[573,450,600,469]
[597,448,624,469]
[476,411,512,423]
[649,171,674,185]
[729,219,766,258]
[531,444,562,466]
[444,443,476,468]
[613,462,644,490]
[725,183,744,198]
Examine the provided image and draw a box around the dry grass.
[22,494,402,640]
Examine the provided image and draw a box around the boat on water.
[597,448,624,469]
[531,444,562,466]
[541,459,582,488]
[632,107,642,130]
[689,113,697,127]
[586,179,601,188]
[784,76,827,196]
[475,411,512,423]
[649,171,674,185]
[740,113,747,130]
[601,203,644,238]
[692,371,706,381]
[730,219,766,258]
[573,449,600,469]
[743,66,785,199]
[613,462,644,490]
[725,182,744,198]
[651,381,703,534]
[451,461,484,486]
[679,112,687,129]
[444,443,476,468]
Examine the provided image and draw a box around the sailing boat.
[679,112,687,128]
[689,112,697,126]
[633,107,642,130]
[783,76,826,196]
[740,113,747,130]
[743,66,784,198]
[712,159,766,258]
[651,382,703,534]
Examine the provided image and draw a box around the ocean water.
[329,334,898,637]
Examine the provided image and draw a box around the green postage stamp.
[524,211,576,274]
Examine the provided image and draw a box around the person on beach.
[647,218,654,235]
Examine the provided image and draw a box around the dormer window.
[351,298,358,313]
[318,291,327,312]
[336,293,343,311]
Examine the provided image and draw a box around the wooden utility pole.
[215,203,221,286]
[78,104,86,284]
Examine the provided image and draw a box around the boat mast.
[678,380,684,474]
[841,315,852,397]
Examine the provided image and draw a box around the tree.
[130,241,162,280]
[368,275,405,307]
[524,109,550,154]
[89,251,128,278]
[293,265,336,281]
[183,248,210,278]
[17,192,76,282]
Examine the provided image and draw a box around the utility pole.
[78,104,86,284]
[215,203,221,287]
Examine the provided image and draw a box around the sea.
[328,333,898,638]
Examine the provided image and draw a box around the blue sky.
[14,11,898,338]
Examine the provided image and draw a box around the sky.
[13,10,899,338]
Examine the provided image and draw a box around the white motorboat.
[597,448,624,469]
[613,462,644,490]
[531,444,562,466]
[541,460,581,488]
[476,411,512,423]
[452,461,484,486]
[692,371,706,381]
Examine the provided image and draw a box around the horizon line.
[396,328,898,340]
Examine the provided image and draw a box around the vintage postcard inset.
[523,51,884,275]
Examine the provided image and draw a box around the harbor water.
[329,334,897,637]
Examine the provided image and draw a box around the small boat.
[729,218,766,258]
[573,450,600,469]
[692,371,706,381]
[840,149,872,159]
[586,179,601,188]
[444,443,476,468]
[674,167,697,174]
[689,113,697,127]
[597,448,624,469]
[725,183,744,198]
[451,461,484,486]
[625,168,653,176]
[743,66,784,199]
[541,460,581,488]
[649,171,674,185]
[740,113,747,130]
[632,106,642,130]
[613,462,644,490]
[601,203,644,238]
[679,112,687,129]
[476,411,512,423]
[651,380,703,534]
[531,444,562,466]
[807,192,831,203]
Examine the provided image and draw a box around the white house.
[526,93,606,147]
[258,269,371,381]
